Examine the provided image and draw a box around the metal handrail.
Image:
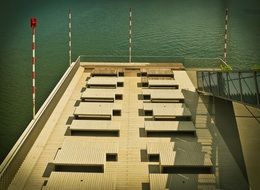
[78,55,233,70]
[197,70,260,108]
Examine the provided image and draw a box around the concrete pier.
[0,60,258,189]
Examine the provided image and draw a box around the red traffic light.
[30,17,37,28]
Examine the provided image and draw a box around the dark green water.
[0,0,259,186]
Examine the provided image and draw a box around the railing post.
[202,72,204,91]
[208,71,212,93]
[254,71,259,106]
[227,72,231,99]
[217,72,221,97]
[238,72,243,102]
[197,71,200,90]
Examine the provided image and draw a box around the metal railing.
[79,55,185,63]
[78,55,232,69]
[197,70,260,108]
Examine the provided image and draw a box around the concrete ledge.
[0,58,80,190]
[80,61,185,70]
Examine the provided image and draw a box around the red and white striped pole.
[129,8,132,63]
[69,10,72,66]
[223,9,228,63]
[31,17,37,119]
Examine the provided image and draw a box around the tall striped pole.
[31,17,37,119]
[223,9,229,63]
[129,8,132,63]
[69,10,72,66]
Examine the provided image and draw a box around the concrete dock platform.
[1,62,257,190]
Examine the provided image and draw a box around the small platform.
[140,68,174,78]
[53,140,118,165]
[81,89,123,102]
[148,79,179,89]
[142,89,184,102]
[149,174,216,190]
[70,120,120,131]
[43,172,116,190]
[147,142,213,173]
[147,142,176,166]
[91,68,118,77]
[143,103,191,120]
[144,121,196,134]
[74,102,121,119]
[87,77,124,88]
[69,120,120,136]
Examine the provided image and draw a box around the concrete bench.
[87,77,124,88]
[81,89,123,102]
[143,103,192,120]
[74,102,122,119]
[144,121,196,135]
[142,89,184,102]
[69,120,120,136]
